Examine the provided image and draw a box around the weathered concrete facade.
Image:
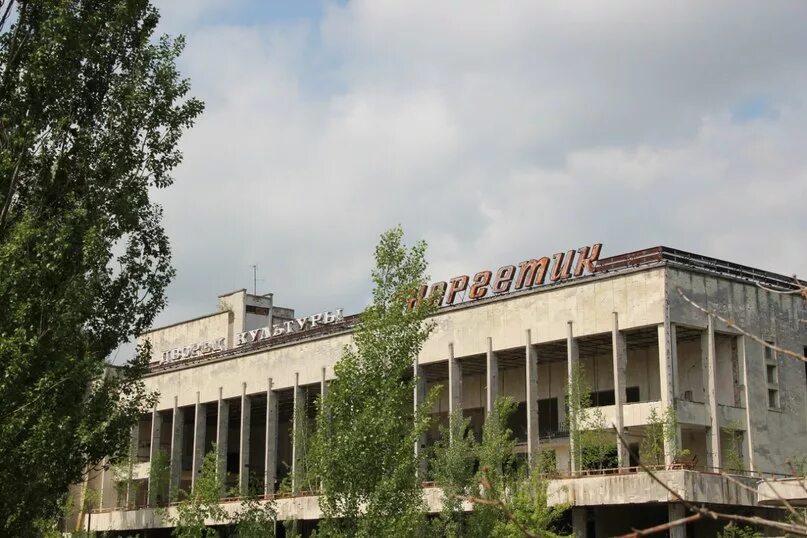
[72,247,807,537]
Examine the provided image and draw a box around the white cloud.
[140,0,807,338]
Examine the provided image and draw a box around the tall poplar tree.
[0,1,202,533]
[310,226,439,537]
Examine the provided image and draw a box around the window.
[764,340,780,409]
[538,398,559,437]
[768,389,779,409]
[767,364,778,384]
[246,304,270,316]
[626,386,641,403]
[590,389,615,407]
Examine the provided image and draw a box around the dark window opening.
[538,398,559,437]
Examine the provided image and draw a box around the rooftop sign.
[408,243,602,309]
[158,309,344,364]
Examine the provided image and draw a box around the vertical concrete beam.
[572,506,588,538]
[567,321,580,474]
[612,312,628,467]
[239,383,251,495]
[169,397,184,500]
[668,503,686,538]
[265,378,279,496]
[191,392,206,492]
[126,424,138,507]
[147,407,162,505]
[739,336,755,471]
[321,366,328,401]
[658,320,680,466]
[704,316,721,470]
[216,388,230,494]
[525,330,540,464]
[414,356,428,477]
[486,337,499,415]
[291,373,304,493]
[448,343,462,442]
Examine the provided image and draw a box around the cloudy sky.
[144,0,807,332]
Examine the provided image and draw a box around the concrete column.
[567,321,580,474]
[448,343,462,441]
[126,424,138,507]
[169,397,184,500]
[612,312,628,467]
[239,383,251,495]
[486,337,498,415]
[414,357,428,477]
[216,388,230,494]
[703,316,721,470]
[147,408,163,505]
[321,366,328,401]
[572,506,588,538]
[191,392,206,492]
[265,378,279,496]
[739,337,755,471]
[668,503,687,538]
[658,320,680,466]
[291,373,304,493]
[525,330,540,464]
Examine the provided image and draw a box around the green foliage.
[717,522,763,538]
[232,493,277,538]
[639,406,680,466]
[112,441,138,508]
[169,445,225,538]
[489,469,569,538]
[722,422,745,472]
[309,226,438,537]
[149,448,171,507]
[566,364,616,471]
[477,397,518,487]
[0,0,202,533]
[429,410,477,537]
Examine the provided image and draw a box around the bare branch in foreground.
[616,513,703,538]
[614,427,807,536]
[464,467,545,538]
[676,288,807,363]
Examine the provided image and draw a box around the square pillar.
[147,407,163,505]
[658,320,680,466]
[291,373,304,493]
[216,387,230,494]
[525,330,539,464]
[191,392,206,492]
[612,312,628,467]
[125,424,138,507]
[567,321,580,473]
[703,316,721,470]
[414,357,428,477]
[239,383,251,496]
[739,336,755,471]
[265,378,279,496]
[169,397,184,500]
[668,503,687,538]
[572,506,588,538]
[448,343,462,421]
[486,337,499,415]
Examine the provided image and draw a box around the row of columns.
[145,369,328,504]
[414,313,690,472]
[142,315,740,503]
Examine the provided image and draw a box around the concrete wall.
[140,311,231,364]
[668,267,807,475]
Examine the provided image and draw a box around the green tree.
[149,448,171,508]
[309,226,439,537]
[429,410,477,537]
[0,0,202,533]
[566,364,617,471]
[466,397,518,538]
[639,406,681,467]
[170,445,226,538]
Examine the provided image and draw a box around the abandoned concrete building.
[71,246,807,537]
